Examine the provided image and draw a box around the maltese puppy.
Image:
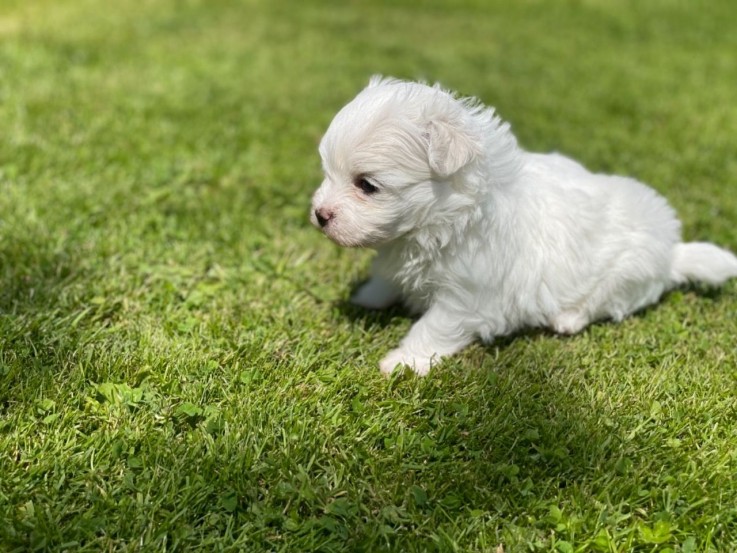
[310,76,737,376]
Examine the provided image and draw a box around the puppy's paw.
[379,349,432,377]
[551,310,589,335]
[351,278,400,310]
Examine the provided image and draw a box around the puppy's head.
[310,76,484,248]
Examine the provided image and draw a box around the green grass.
[1,0,737,550]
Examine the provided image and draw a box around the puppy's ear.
[425,119,478,177]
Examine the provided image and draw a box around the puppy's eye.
[355,176,379,195]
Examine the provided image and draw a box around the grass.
[1,0,737,550]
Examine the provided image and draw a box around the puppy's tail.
[670,242,737,287]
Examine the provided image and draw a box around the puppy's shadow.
[335,278,413,331]
[675,282,730,302]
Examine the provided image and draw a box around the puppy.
[310,76,737,376]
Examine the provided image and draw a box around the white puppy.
[310,76,737,376]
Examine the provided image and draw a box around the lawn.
[1,0,737,551]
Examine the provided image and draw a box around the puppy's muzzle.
[314,208,334,228]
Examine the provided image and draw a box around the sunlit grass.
[1,0,736,550]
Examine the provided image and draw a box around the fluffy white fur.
[310,76,737,376]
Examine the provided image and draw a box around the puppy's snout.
[315,208,334,228]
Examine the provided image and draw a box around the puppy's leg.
[379,304,473,376]
[351,275,400,310]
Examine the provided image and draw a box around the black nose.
[315,209,332,228]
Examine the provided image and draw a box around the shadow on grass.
[334,298,411,330]
[332,276,416,329]
[324,282,619,530]
[0,236,89,401]
[0,242,78,312]
[316,277,737,547]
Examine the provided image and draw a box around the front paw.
[379,349,432,377]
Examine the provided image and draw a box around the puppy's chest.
[375,244,449,308]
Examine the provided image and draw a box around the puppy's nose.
[315,208,333,228]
